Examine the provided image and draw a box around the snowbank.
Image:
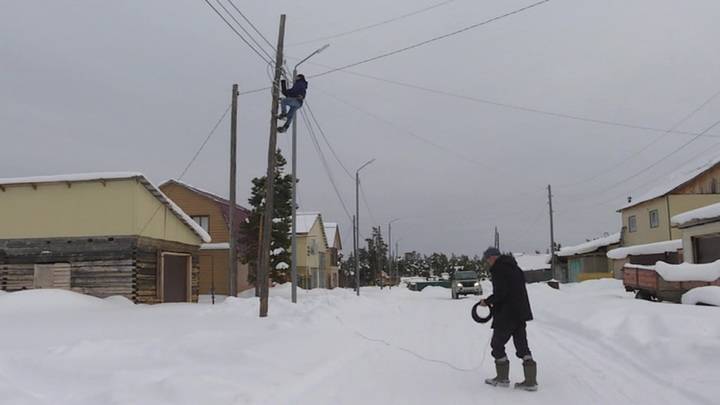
[655,261,720,282]
[672,202,720,227]
[0,289,113,314]
[557,233,620,257]
[607,239,682,260]
[682,286,720,306]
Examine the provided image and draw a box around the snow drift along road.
[1,280,719,405]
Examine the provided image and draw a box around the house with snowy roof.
[512,253,552,283]
[0,173,211,303]
[295,212,332,289]
[608,156,720,275]
[618,156,720,247]
[323,222,342,288]
[159,179,252,297]
[556,233,620,282]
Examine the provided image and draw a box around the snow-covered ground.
[1,280,719,405]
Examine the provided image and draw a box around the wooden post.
[259,15,286,317]
[229,84,239,297]
[255,212,264,297]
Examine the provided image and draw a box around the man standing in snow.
[479,247,538,391]
[277,74,308,133]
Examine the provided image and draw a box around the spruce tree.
[240,149,294,284]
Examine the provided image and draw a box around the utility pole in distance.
[548,184,558,282]
[354,159,375,296]
[228,84,239,297]
[353,215,358,295]
[258,15,286,318]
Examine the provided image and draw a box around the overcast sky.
[3,0,720,255]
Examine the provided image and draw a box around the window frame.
[628,215,637,233]
[649,209,660,229]
[190,215,210,233]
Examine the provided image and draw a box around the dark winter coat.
[485,255,533,330]
[281,78,308,102]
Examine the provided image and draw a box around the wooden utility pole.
[228,84,239,298]
[258,15,286,318]
[548,184,558,281]
[376,227,382,289]
[353,215,358,295]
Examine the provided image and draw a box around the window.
[191,215,209,232]
[628,215,637,233]
[649,210,660,229]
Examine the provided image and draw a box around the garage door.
[694,235,720,264]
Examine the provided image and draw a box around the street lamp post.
[290,44,330,304]
[355,158,375,296]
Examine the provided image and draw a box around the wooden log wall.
[1,236,200,303]
[135,237,200,304]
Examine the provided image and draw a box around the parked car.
[451,270,482,299]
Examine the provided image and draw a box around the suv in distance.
[451,270,482,299]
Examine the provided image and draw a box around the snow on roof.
[655,261,720,282]
[324,223,339,249]
[296,212,321,234]
[672,202,720,228]
[607,239,682,260]
[620,155,720,211]
[200,243,230,250]
[513,253,551,271]
[0,172,144,186]
[0,172,211,243]
[557,233,621,257]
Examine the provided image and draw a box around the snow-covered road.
[1,280,719,405]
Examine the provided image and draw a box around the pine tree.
[363,226,388,285]
[240,149,294,284]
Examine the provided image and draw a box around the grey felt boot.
[485,358,510,387]
[514,357,538,391]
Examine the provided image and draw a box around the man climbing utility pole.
[258,15,286,318]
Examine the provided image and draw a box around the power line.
[226,0,277,51]
[309,0,551,79]
[202,0,274,64]
[304,102,354,180]
[214,0,275,62]
[238,1,550,95]
[592,118,720,197]
[306,62,720,140]
[314,86,494,170]
[139,103,231,236]
[299,110,354,220]
[556,87,720,188]
[178,104,232,179]
[289,0,458,47]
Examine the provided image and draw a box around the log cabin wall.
[134,237,200,304]
[0,236,199,303]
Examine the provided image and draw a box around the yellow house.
[0,172,210,303]
[323,222,342,288]
[159,179,253,297]
[619,157,720,247]
[295,212,330,289]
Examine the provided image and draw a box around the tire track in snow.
[535,315,714,405]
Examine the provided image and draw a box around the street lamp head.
[317,43,330,54]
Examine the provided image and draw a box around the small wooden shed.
[0,172,211,303]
